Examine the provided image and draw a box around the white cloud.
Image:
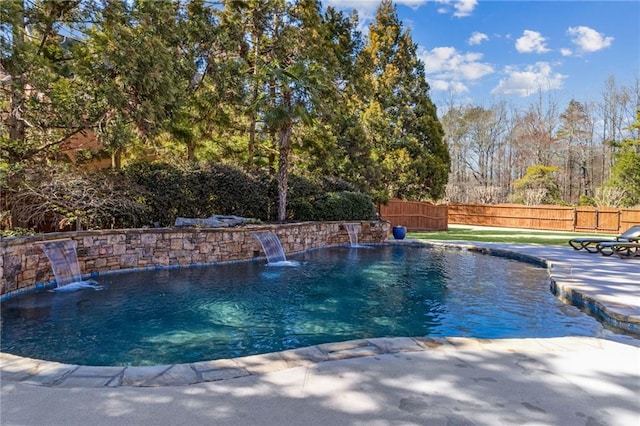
[420,46,494,93]
[560,48,573,57]
[567,26,613,53]
[468,31,489,46]
[430,79,469,93]
[396,0,430,8]
[453,0,477,17]
[435,0,478,17]
[491,62,566,97]
[516,30,550,54]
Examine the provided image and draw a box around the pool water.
[0,245,612,366]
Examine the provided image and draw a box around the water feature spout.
[252,232,298,266]
[36,239,101,291]
[36,239,82,286]
[345,223,361,247]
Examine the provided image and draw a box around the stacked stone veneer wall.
[0,221,391,296]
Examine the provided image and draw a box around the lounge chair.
[595,241,640,258]
[613,242,640,259]
[568,225,640,253]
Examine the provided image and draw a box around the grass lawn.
[407,225,616,246]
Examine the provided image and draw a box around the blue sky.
[325,0,639,108]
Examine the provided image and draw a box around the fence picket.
[380,201,640,234]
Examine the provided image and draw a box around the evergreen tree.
[608,110,640,206]
[511,165,563,205]
[1,0,98,167]
[358,0,449,201]
[2,0,461,230]
[213,0,280,169]
[260,0,334,221]
[80,0,202,168]
[301,7,373,187]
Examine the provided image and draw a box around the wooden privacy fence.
[379,200,448,231]
[448,203,640,234]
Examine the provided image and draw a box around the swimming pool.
[0,245,612,366]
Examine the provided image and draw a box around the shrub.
[0,227,36,238]
[577,195,596,207]
[123,162,276,225]
[510,165,563,205]
[205,164,273,220]
[8,165,149,231]
[320,176,358,193]
[122,162,190,226]
[7,161,378,232]
[294,191,376,221]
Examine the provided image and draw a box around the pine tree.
[1,0,98,166]
[358,0,449,201]
[80,0,201,167]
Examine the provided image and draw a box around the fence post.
[572,207,577,232]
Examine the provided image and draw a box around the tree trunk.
[566,144,573,202]
[8,77,26,146]
[277,124,292,222]
[247,36,260,170]
[267,78,277,174]
[186,140,196,162]
[7,0,26,147]
[112,148,123,170]
[248,119,257,169]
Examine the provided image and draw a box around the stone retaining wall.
[0,221,391,296]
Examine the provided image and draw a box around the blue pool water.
[0,245,614,366]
